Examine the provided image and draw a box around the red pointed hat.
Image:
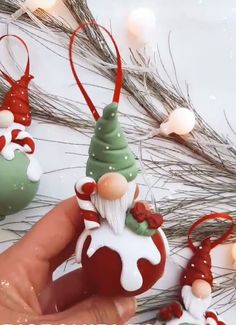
[181,213,235,288]
[0,74,33,126]
[180,238,213,287]
[0,35,33,127]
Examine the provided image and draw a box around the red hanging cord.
[188,213,235,252]
[0,34,31,86]
[69,21,123,121]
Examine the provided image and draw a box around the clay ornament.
[157,213,234,325]
[0,35,42,219]
[70,22,169,297]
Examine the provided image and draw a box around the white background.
[0,0,235,323]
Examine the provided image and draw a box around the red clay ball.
[81,231,167,296]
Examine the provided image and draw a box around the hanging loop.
[69,21,123,121]
[0,34,31,86]
[188,213,234,252]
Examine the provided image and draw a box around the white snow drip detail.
[0,123,42,182]
[26,155,42,182]
[76,222,161,292]
[1,143,18,160]
[1,142,42,182]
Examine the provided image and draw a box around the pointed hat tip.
[200,238,212,252]
[102,102,118,120]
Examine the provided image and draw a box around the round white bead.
[0,110,14,128]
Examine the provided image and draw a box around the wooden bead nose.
[97,172,128,200]
[0,110,14,128]
[192,279,212,299]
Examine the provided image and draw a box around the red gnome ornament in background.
[157,213,234,325]
[0,64,33,127]
[70,22,168,297]
[0,35,42,218]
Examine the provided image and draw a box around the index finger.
[17,197,83,268]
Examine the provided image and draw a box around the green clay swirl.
[0,151,39,217]
[86,102,138,182]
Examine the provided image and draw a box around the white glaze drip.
[0,124,42,182]
[26,154,42,182]
[76,221,161,292]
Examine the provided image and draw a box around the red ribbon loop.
[187,213,235,252]
[0,34,31,85]
[69,21,123,121]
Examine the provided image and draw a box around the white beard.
[182,285,212,320]
[91,180,136,235]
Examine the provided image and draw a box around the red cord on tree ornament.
[0,35,42,219]
[70,21,168,297]
[69,21,123,121]
[158,213,234,325]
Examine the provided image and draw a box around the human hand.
[0,197,136,324]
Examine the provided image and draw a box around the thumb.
[39,295,136,325]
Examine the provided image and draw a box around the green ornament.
[86,102,138,182]
[125,212,157,237]
[0,151,39,218]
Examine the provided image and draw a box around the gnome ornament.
[157,213,234,325]
[70,22,168,296]
[0,35,42,218]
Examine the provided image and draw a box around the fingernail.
[114,297,137,322]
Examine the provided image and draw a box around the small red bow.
[131,202,163,229]
[159,301,183,321]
